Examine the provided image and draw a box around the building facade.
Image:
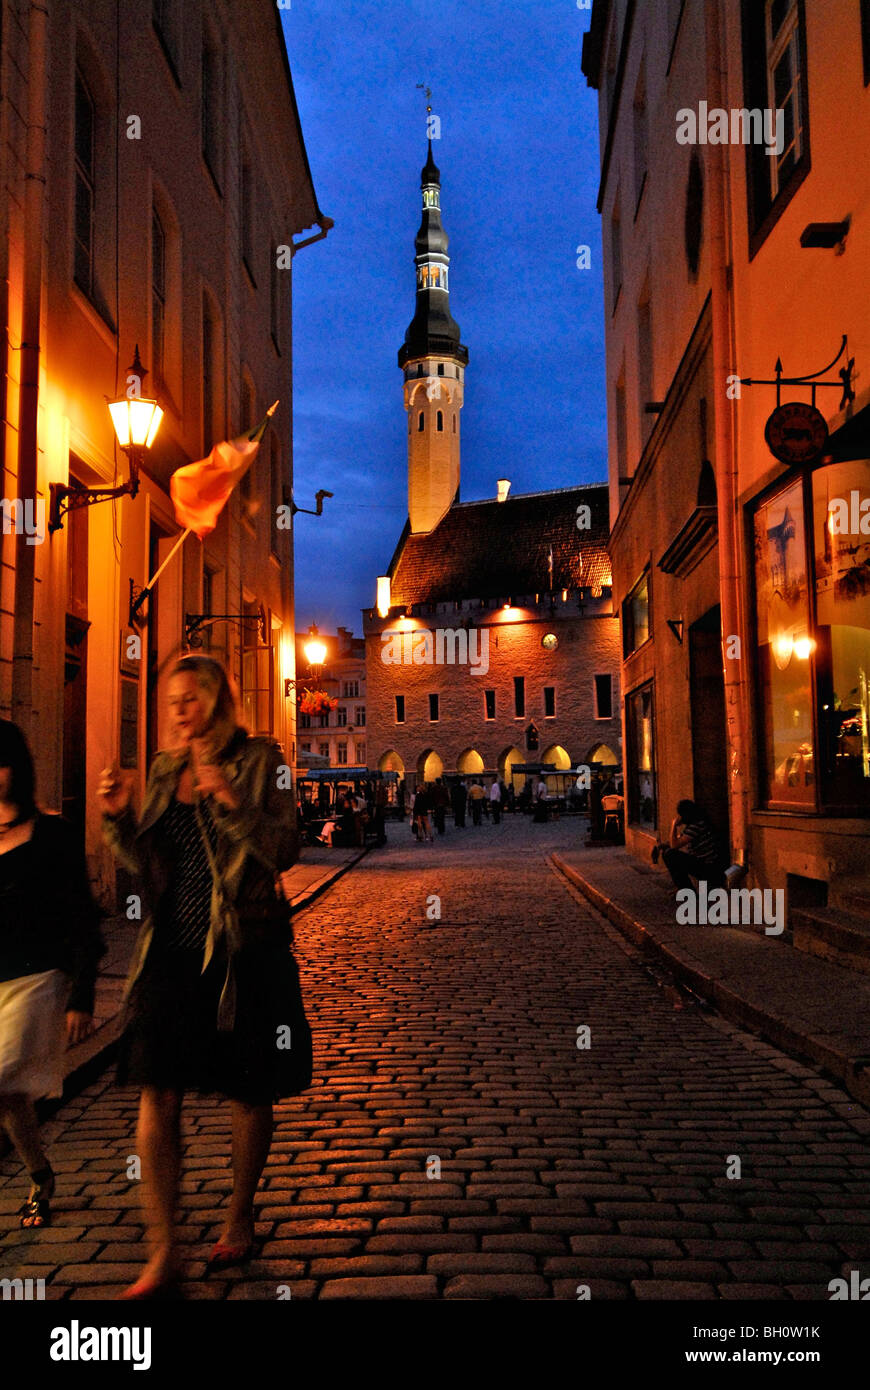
[582,1,870,911]
[1,0,328,899]
[296,627,367,770]
[364,141,622,790]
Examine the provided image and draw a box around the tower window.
[544,686,556,718]
[453,414,456,433]
[594,674,613,719]
[437,363,444,376]
[514,676,525,718]
[418,411,425,432]
[417,364,424,377]
[428,693,439,722]
[395,695,405,724]
[436,411,443,432]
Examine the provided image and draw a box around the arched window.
[418,411,425,432]
[436,411,443,432]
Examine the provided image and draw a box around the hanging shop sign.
[764,401,829,465]
[740,335,855,468]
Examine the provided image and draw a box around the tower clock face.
[542,633,558,651]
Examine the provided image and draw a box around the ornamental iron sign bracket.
[739,336,856,465]
[184,604,267,649]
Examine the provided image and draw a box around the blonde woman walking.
[99,656,310,1300]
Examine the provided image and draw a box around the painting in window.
[753,478,814,805]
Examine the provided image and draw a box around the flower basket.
[299,689,339,716]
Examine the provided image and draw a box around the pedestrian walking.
[99,655,311,1300]
[374,780,388,845]
[489,779,502,824]
[0,720,104,1230]
[432,778,449,835]
[451,779,467,828]
[412,785,434,842]
[468,779,485,826]
[652,799,727,891]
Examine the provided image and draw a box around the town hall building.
[363,140,621,794]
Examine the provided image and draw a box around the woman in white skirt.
[0,720,104,1227]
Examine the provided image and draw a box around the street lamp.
[49,346,163,532]
[284,624,329,697]
[303,624,327,679]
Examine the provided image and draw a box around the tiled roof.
[388,484,612,605]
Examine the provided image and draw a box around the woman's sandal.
[19,1166,55,1229]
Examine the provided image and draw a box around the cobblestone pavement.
[2,815,870,1301]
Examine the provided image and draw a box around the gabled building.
[582,0,870,929]
[364,141,621,791]
[296,626,367,770]
[1,0,328,896]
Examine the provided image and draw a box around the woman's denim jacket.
[103,731,297,1030]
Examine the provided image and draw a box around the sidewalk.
[551,846,870,1109]
[41,842,370,1113]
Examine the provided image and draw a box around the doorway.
[689,604,729,850]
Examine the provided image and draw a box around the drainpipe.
[11,0,48,740]
[286,216,332,779]
[706,0,748,869]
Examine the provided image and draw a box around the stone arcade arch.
[540,744,572,770]
[498,746,525,785]
[456,747,484,775]
[586,742,620,766]
[417,749,444,783]
[378,750,405,775]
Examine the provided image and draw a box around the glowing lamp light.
[794,636,814,660]
[108,397,163,450]
[376,576,391,618]
[772,631,793,669]
[303,625,327,671]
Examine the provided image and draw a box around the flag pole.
[130,401,279,622]
[248,399,279,444]
[130,528,191,621]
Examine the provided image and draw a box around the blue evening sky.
[281,0,605,635]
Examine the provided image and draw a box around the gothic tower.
[399,140,469,534]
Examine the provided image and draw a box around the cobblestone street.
[2,817,870,1301]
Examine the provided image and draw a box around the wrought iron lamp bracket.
[184,604,267,649]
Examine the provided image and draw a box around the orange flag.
[169,404,278,540]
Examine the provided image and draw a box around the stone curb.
[550,852,870,1112]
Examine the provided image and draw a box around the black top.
[683,818,724,866]
[0,813,104,1012]
[154,797,217,954]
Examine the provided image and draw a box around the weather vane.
[416,82,433,117]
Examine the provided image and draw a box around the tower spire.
[399,116,469,534]
[399,108,468,370]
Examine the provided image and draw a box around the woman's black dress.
[117,796,310,1103]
